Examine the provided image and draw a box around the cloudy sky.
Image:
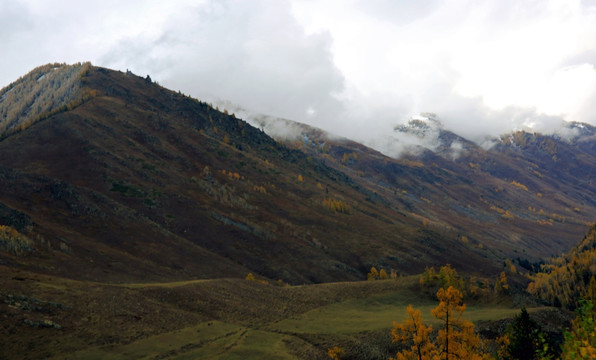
[2,0,596,148]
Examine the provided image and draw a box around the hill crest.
[0,63,594,285]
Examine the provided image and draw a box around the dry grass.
[0,269,562,360]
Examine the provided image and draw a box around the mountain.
[248,114,596,263]
[0,64,501,285]
[1,63,594,359]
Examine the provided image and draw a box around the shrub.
[0,225,33,256]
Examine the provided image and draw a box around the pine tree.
[504,308,554,360]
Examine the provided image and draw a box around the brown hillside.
[0,65,499,284]
[262,117,596,263]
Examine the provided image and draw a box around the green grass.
[64,321,301,360]
[44,278,556,359]
[197,330,300,360]
[64,321,243,359]
[270,289,544,335]
[271,288,434,334]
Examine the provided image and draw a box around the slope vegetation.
[259,117,596,262]
[528,224,596,308]
[0,62,91,137]
[0,65,497,284]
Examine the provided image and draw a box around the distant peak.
[393,112,442,138]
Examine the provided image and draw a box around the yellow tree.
[494,271,509,295]
[367,266,379,280]
[245,273,256,281]
[391,305,437,360]
[380,269,389,280]
[432,286,489,360]
[328,346,344,359]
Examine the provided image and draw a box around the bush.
[0,225,33,255]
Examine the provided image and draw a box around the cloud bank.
[2,0,596,155]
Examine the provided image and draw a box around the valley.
[0,63,594,359]
[0,266,569,359]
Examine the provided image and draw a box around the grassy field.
[64,322,303,360]
[0,268,561,360]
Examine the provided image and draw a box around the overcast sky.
[2,0,596,147]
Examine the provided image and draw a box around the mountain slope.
[251,115,596,262]
[528,223,596,308]
[0,65,499,284]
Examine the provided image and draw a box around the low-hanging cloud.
[99,0,346,132]
[2,0,596,158]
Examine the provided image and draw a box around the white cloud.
[2,0,596,156]
[100,0,346,130]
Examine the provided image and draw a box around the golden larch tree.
[392,286,489,360]
[367,266,379,281]
[432,286,489,360]
[327,346,344,359]
[391,305,437,360]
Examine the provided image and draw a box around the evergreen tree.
[504,308,554,359]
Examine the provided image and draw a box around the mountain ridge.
[0,63,594,285]
[242,110,596,260]
[0,64,500,284]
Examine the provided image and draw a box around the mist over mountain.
[0,64,502,284]
[0,63,594,283]
[1,63,595,360]
[229,102,596,262]
[4,1,596,156]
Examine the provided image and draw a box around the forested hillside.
[0,62,91,137]
[528,224,596,309]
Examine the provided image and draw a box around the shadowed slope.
[260,117,596,262]
[0,65,498,284]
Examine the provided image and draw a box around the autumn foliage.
[419,264,465,294]
[0,225,33,256]
[420,264,509,300]
[391,305,436,360]
[0,62,92,137]
[392,286,490,360]
[327,346,344,359]
[432,287,489,360]
[367,266,379,281]
[367,266,391,280]
[322,198,350,214]
[527,224,596,309]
